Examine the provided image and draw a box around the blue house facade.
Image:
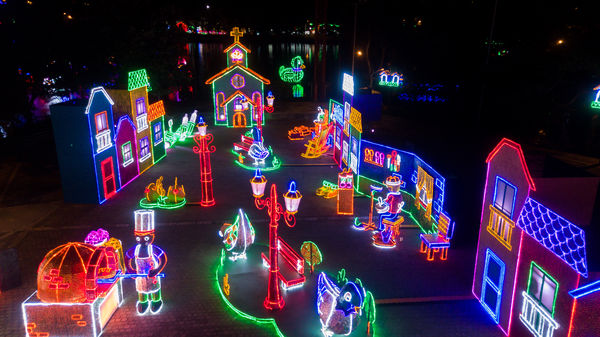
[51,87,121,203]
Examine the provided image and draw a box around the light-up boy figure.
[375,175,405,244]
[125,210,167,315]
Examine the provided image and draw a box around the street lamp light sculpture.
[193,119,216,207]
[250,169,302,310]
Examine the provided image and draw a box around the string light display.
[219,209,255,261]
[251,176,302,310]
[205,27,270,127]
[193,125,216,207]
[317,271,371,336]
[472,138,600,337]
[22,241,124,336]
[124,210,167,315]
[140,176,186,209]
[128,69,151,92]
[337,169,354,215]
[279,56,305,83]
[377,69,403,88]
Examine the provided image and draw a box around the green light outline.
[526,261,559,317]
[139,197,186,210]
[215,249,285,337]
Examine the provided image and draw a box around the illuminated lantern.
[250,169,267,198]
[197,117,207,136]
[266,91,274,107]
[283,181,302,214]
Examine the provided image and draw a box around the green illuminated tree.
[300,241,323,274]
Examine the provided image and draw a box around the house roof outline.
[85,87,114,115]
[517,197,588,277]
[224,42,251,54]
[148,100,165,122]
[220,91,257,107]
[569,279,600,298]
[205,64,270,85]
[114,115,137,141]
[486,138,536,191]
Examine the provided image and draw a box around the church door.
[233,112,247,128]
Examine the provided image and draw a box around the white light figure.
[190,110,198,124]
[182,113,189,125]
[248,127,269,166]
[218,209,255,261]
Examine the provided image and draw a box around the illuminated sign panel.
[342,73,354,96]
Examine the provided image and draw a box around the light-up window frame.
[153,122,163,144]
[231,74,245,89]
[139,137,150,162]
[527,262,559,317]
[121,141,133,167]
[481,249,505,323]
[95,111,108,133]
[493,176,517,218]
[135,98,146,116]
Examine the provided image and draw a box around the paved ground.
[0,102,513,336]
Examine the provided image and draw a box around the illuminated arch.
[215,92,226,121]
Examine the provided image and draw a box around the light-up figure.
[125,210,167,315]
[248,127,270,165]
[374,175,405,246]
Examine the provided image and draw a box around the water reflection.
[187,42,340,99]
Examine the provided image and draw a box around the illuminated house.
[148,100,166,163]
[205,27,270,128]
[51,71,168,204]
[114,116,139,188]
[50,87,121,203]
[107,76,154,174]
[473,138,600,336]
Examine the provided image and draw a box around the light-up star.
[230,27,244,43]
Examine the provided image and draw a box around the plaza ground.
[1,101,590,336]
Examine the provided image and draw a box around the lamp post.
[250,170,302,310]
[193,121,215,207]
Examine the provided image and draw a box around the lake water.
[187,42,343,100]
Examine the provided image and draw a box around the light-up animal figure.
[279,56,306,83]
[317,272,365,336]
[218,209,255,261]
[248,127,270,165]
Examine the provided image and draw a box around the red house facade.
[473,138,600,337]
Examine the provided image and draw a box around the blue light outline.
[492,176,517,219]
[481,248,505,324]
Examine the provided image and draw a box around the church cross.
[230,27,244,43]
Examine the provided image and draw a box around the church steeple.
[224,27,250,67]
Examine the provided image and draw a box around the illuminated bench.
[419,213,454,261]
[262,238,305,289]
[233,135,254,152]
[22,279,123,337]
